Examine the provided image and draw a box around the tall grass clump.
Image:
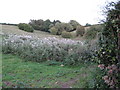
[2,34,98,65]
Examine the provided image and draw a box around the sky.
[0,0,118,25]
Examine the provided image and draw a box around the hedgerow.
[2,34,97,66]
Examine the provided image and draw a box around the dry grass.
[1,25,94,42]
[2,25,59,38]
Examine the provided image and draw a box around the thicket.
[29,19,84,38]
[2,34,97,66]
[29,19,61,32]
[49,22,74,35]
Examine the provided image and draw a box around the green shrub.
[69,20,81,30]
[62,23,73,32]
[18,23,25,30]
[54,22,65,35]
[93,1,120,89]
[51,22,74,35]
[70,31,77,38]
[84,26,98,39]
[76,26,85,36]
[43,19,52,32]
[18,23,34,32]
[92,67,108,88]
[96,64,120,88]
[95,1,119,65]
[61,31,72,38]
[23,24,34,32]
[29,19,52,32]
[49,27,58,35]
[29,19,44,30]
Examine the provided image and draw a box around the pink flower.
[109,80,115,86]
[105,80,110,84]
[107,65,112,70]
[4,81,12,86]
[111,64,117,70]
[102,76,109,80]
[98,64,105,70]
[108,70,113,74]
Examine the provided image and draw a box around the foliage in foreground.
[93,1,120,88]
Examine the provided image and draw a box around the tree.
[29,19,44,30]
[94,1,120,88]
[50,22,74,35]
[76,26,85,36]
[54,22,64,35]
[43,19,51,32]
[69,20,81,30]
[62,23,73,32]
[29,19,52,32]
[49,27,58,35]
[52,20,61,25]
[85,23,91,26]
[97,1,120,65]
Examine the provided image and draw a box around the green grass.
[2,54,97,88]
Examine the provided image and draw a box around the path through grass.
[2,54,97,88]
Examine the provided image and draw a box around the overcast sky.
[0,0,118,25]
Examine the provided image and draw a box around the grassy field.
[1,24,88,41]
[2,25,59,39]
[2,54,97,88]
[1,24,99,88]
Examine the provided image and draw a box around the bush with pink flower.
[98,64,120,88]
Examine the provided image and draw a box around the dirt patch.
[61,78,79,88]
[55,73,88,88]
